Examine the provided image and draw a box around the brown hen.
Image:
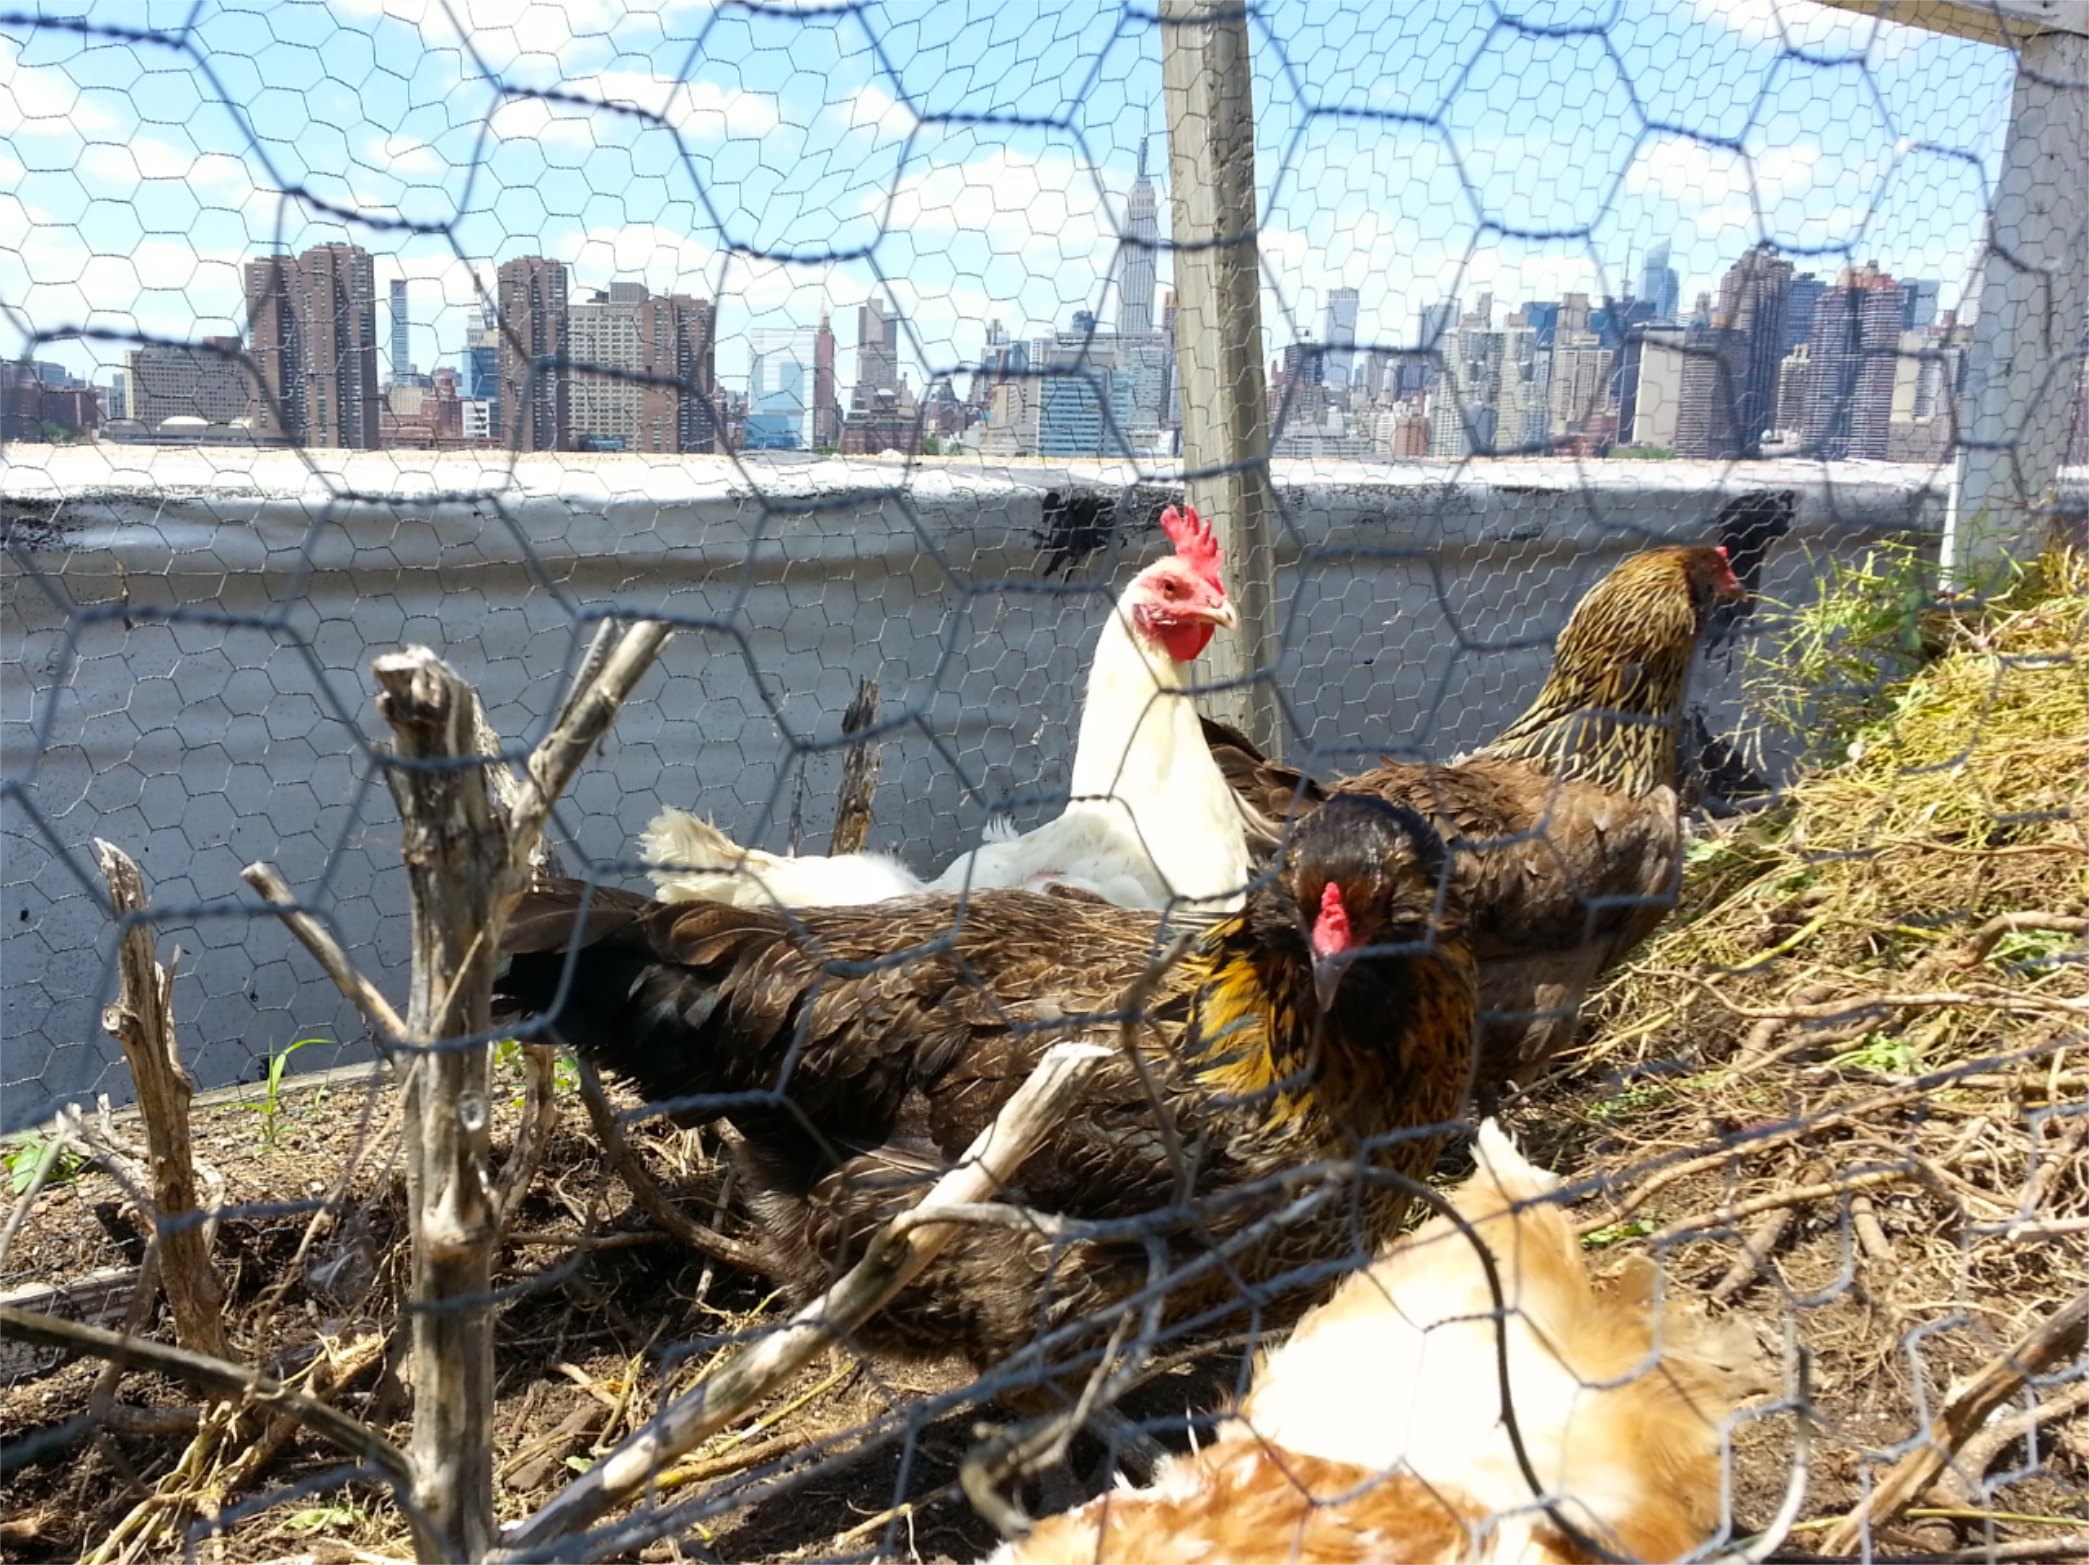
[493,796,1477,1369]
[1204,544,1745,1097]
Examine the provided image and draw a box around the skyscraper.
[1119,136,1159,336]
[496,255,570,452]
[746,327,814,449]
[1783,273,1825,356]
[813,314,840,449]
[1674,242,1792,458]
[1641,242,1681,323]
[389,277,412,383]
[1900,278,1940,332]
[1323,288,1360,389]
[1802,262,1902,460]
[244,243,382,448]
[852,296,900,410]
[1722,242,1795,456]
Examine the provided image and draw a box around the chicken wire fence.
[1,1,2085,1562]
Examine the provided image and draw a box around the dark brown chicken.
[493,797,1476,1368]
[1204,545,1745,1098]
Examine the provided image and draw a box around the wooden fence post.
[1162,0,1284,760]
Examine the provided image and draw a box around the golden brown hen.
[1204,544,1745,1097]
[493,796,1477,1369]
[995,1122,1759,1565]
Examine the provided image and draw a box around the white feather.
[1230,1121,1661,1542]
[641,562,1255,912]
[641,806,926,907]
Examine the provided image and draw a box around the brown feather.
[494,797,1478,1367]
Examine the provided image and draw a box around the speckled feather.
[1202,546,1741,1094]
[495,798,1477,1366]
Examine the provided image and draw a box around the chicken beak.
[1205,598,1240,630]
[1311,952,1346,1014]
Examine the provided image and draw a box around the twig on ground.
[502,1039,1112,1555]
[1710,1158,1826,1303]
[0,1305,410,1488]
[1820,1286,2089,1553]
[1648,1165,1923,1249]
[0,1131,66,1276]
[493,1044,560,1237]
[1951,1378,2089,1488]
[572,1058,769,1275]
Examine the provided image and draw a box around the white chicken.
[996,1121,1761,1565]
[644,504,1255,913]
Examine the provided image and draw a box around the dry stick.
[1952,1377,2089,1484]
[0,1304,410,1489]
[1965,912,2088,966]
[1710,1157,1826,1304]
[1575,1063,2053,1240]
[509,618,673,880]
[0,1132,66,1275]
[493,1042,560,1236]
[827,676,882,856]
[572,1059,770,1275]
[502,1039,1112,1556]
[373,646,512,1565]
[241,862,411,1043]
[1648,1165,1923,1249]
[1821,1286,2089,1555]
[92,840,228,1360]
[471,690,564,1234]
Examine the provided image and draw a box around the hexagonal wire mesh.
[1,1,2084,1560]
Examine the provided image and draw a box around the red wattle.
[1155,620,1216,663]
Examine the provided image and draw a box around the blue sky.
[1,0,2015,399]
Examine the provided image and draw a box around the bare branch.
[374,645,511,1563]
[493,1044,561,1237]
[242,861,410,1044]
[510,618,673,876]
[503,1039,1112,1556]
[93,838,226,1359]
[1964,912,2088,966]
[827,676,882,855]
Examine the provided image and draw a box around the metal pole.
[1945,27,2089,586]
[1162,0,1283,759]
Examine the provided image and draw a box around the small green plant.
[285,1502,364,1535]
[1748,538,1939,769]
[496,1038,578,1104]
[1581,1218,1653,1248]
[1589,1082,1672,1122]
[1827,1030,1919,1077]
[1986,927,2078,970]
[4,1134,84,1195]
[241,1036,327,1144]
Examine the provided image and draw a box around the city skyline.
[3,0,2015,408]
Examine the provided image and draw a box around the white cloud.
[0,41,121,137]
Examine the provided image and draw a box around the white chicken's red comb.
[1160,503,1224,590]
